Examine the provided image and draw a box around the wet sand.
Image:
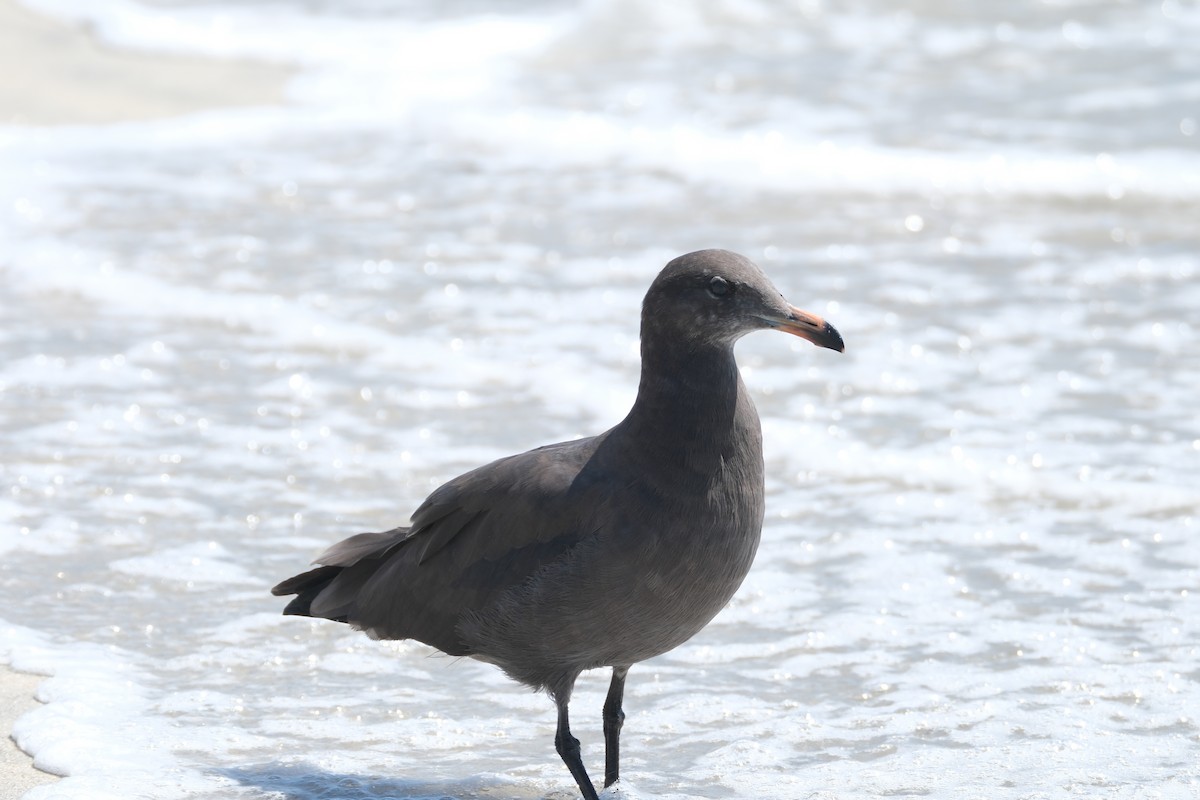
[0,0,291,125]
[1,668,54,799]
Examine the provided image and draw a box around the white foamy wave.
[109,541,263,587]
[0,508,81,557]
[454,111,1200,199]
[2,624,175,797]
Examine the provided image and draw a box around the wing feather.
[300,433,615,654]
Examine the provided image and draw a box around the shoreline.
[0,0,292,125]
[1,0,292,792]
[1,667,55,799]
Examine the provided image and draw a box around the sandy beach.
[1,670,54,799]
[2,0,291,795]
[0,0,290,125]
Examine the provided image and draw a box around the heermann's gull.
[272,248,843,799]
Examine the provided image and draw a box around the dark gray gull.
[272,248,844,799]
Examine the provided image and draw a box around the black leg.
[602,665,629,788]
[554,689,599,800]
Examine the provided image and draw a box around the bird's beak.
[766,305,845,352]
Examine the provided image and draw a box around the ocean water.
[2,0,1198,798]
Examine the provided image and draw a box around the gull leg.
[554,684,599,800]
[602,665,629,787]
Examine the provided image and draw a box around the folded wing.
[272,433,612,655]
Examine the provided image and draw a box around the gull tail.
[271,528,409,621]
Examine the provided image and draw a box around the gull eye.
[707,276,732,298]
